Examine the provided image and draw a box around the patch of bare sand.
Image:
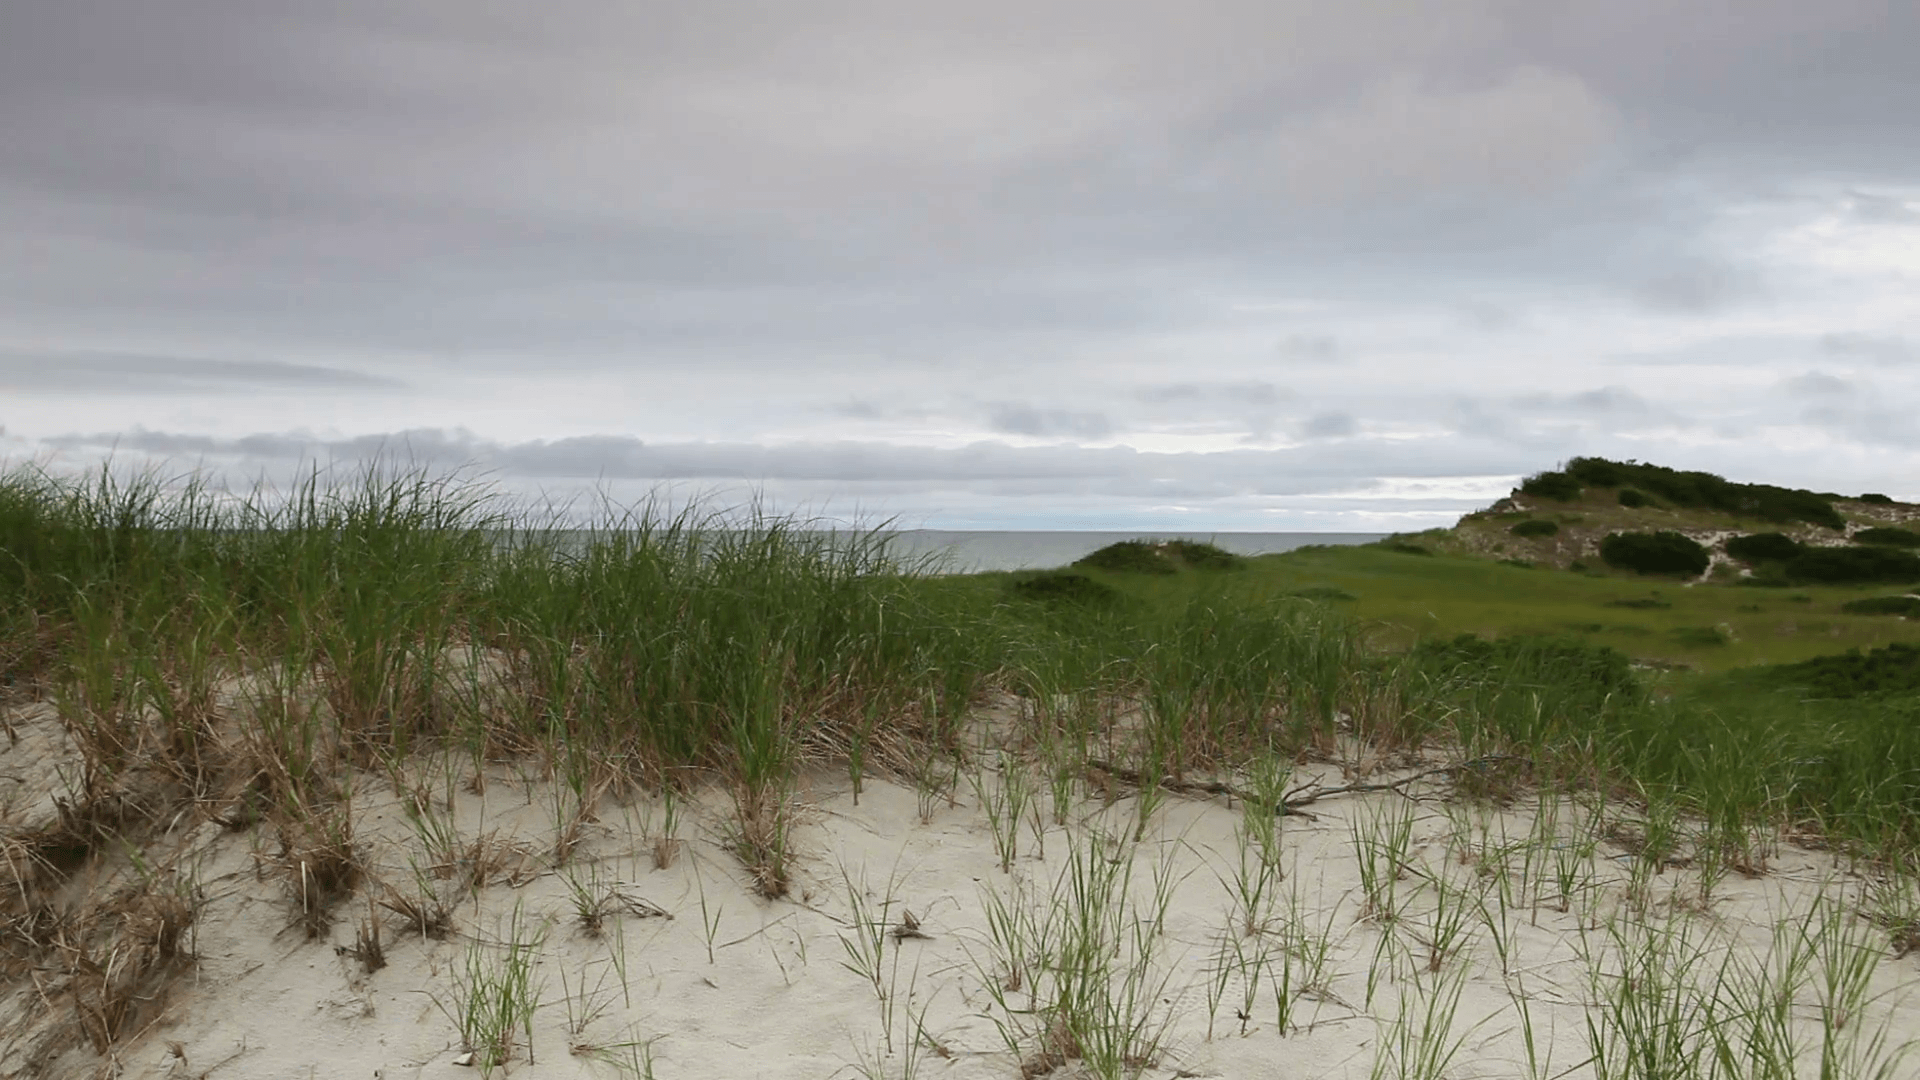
[6,723,1919,1080]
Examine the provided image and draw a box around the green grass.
[9,458,1920,1073]
[9,458,1920,918]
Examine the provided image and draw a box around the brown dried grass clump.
[273,806,361,939]
[33,866,202,1063]
[377,883,454,941]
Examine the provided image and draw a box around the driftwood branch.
[1085,754,1526,822]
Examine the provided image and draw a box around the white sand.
[6,697,1919,1080]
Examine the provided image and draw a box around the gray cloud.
[0,351,403,392]
[1135,381,1288,406]
[827,400,886,420]
[1629,262,1761,315]
[984,406,1116,441]
[1780,372,1853,397]
[1508,386,1655,417]
[1820,333,1914,365]
[1277,336,1343,364]
[4,4,1920,525]
[1300,412,1359,439]
[42,424,1523,493]
[1847,190,1920,225]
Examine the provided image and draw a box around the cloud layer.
[3,3,1918,525]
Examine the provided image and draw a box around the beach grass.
[5,459,1920,1075]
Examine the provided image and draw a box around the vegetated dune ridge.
[3,461,1919,1079]
[1406,457,1920,577]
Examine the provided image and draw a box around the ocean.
[877,531,1387,573]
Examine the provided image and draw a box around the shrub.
[1671,626,1730,647]
[1008,571,1123,606]
[1560,457,1844,530]
[1289,585,1356,603]
[1499,558,1534,568]
[1160,539,1244,570]
[1784,545,1920,584]
[1766,642,1920,698]
[1840,596,1920,617]
[1859,493,1894,505]
[1518,470,1583,502]
[1724,532,1803,563]
[1378,540,1433,556]
[1852,526,1920,549]
[1617,488,1653,508]
[1509,520,1559,539]
[1073,540,1176,575]
[1600,531,1711,576]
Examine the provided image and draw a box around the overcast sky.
[3,2,1917,529]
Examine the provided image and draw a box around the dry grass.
[272,806,361,939]
[377,881,455,941]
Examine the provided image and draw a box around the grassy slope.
[986,544,1920,673]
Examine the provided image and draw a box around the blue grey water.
[879,531,1387,573]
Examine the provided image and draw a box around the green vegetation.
[1159,538,1243,570]
[1074,539,1177,574]
[1724,533,1803,563]
[1518,471,1583,501]
[1605,596,1672,610]
[1600,531,1711,577]
[1785,545,1920,584]
[1288,585,1357,603]
[1521,458,1846,530]
[1617,487,1653,508]
[1763,642,1920,698]
[1860,493,1895,504]
[1853,526,1920,548]
[1072,538,1244,575]
[1841,596,1920,617]
[9,459,1920,1073]
[1007,571,1123,607]
[1509,520,1559,539]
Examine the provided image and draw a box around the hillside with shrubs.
[1386,457,1920,585]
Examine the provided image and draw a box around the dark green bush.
[1852,526,1920,549]
[1289,585,1357,603]
[1840,595,1920,616]
[1073,540,1177,575]
[1509,520,1559,539]
[1160,539,1245,570]
[1671,626,1730,647]
[1007,571,1124,606]
[1724,533,1803,562]
[1560,457,1844,530]
[1600,531,1711,576]
[1605,596,1672,609]
[1784,545,1920,584]
[1765,642,1920,698]
[1617,488,1653,508]
[1518,470,1583,502]
[1379,540,1433,556]
[1072,538,1246,575]
[1859,493,1894,505]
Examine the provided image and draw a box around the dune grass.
[6,459,1920,1073]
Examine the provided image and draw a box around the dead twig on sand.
[1085,755,1526,822]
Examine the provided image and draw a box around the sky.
[2,1,1917,529]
